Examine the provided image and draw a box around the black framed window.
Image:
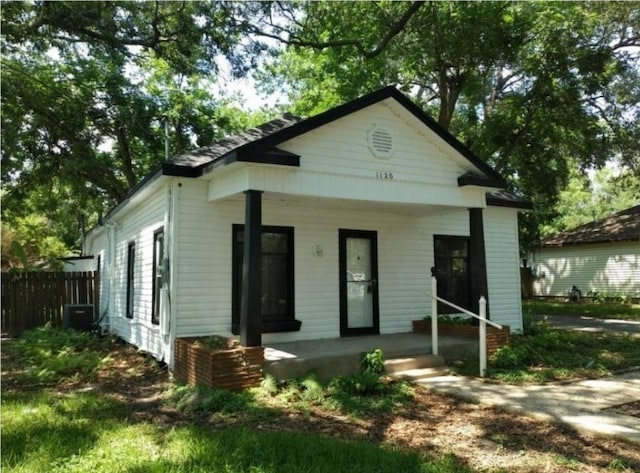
[433,236,470,313]
[151,228,164,325]
[126,241,135,319]
[232,225,300,333]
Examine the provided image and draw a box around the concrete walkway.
[417,369,640,444]
[533,314,640,338]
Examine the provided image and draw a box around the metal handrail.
[433,295,502,329]
[430,276,502,377]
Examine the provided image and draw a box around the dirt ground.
[4,340,639,473]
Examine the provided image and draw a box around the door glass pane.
[346,238,371,281]
[262,254,288,318]
[434,237,470,312]
[233,227,292,325]
[346,237,373,328]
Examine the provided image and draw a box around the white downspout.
[101,222,117,333]
[164,179,180,367]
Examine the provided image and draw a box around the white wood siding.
[86,183,169,360]
[207,101,488,210]
[175,178,495,343]
[484,207,524,331]
[86,95,525,360]
[532,241,640,298]
[284,100,481,185]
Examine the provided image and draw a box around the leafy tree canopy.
[2,1,638,264]
[256,1,640,250]
[1,1,277,259]
[541,165,640,238]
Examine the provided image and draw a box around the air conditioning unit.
[63,304,95,332]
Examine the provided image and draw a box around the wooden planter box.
[413,319,510,358]
[173,337,264,391]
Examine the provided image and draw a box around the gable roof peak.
[164,85,507,187]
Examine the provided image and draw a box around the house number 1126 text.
[376,172,394,179]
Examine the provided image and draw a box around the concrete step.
[384,354,445,374]
[389,366,451,381]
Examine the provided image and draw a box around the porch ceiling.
[216,192,468,217]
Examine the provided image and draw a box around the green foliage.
[321,348,389,397]
[300,374,325,403]
[328,371,386,397]
[360,348,385,375]
[191,335,239,350]
[1,2,278,254]
[523,300,640,321]
[608,457,630,471]
[260,373,280,396]
[2,386,452,473]
[587,290,631,304]
[268,373,327,406]
[13,326,113,383]
[425,315,471,326]
[168,383,260,415]
[252,368,414,417]
[1,218,68,271]
[259,1,640,252]
[541,166,640,239]
[455,319,640,383]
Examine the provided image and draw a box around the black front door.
[339,229,379,336]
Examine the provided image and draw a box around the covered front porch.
[263,332,479,380]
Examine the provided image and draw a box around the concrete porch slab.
[264,332,478,380]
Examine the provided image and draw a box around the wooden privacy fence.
[1,271,99,336]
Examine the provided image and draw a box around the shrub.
[192,335,239,350]
[490,343,536,369]
[328,371,386,396]
[169,383,255,413]
[587,290,629,304]
[329,349,389,396]
[14,325,112,382]
[360,348,385,375]
[260,374,280,396]
[424,315,470,325]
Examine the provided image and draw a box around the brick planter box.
[413,319,510,357]
[173,337,264,391]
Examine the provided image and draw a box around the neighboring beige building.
[532,205,640,299]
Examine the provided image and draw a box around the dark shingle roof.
[162,87,508,187]
[169,113,301,168]
[486,189,533,210]
[541,205,640,247]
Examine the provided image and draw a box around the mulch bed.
[3,338,639,472]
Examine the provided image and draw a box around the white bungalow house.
[84,87,531,366]
[532,205,640,299]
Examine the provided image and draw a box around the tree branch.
[253,1,424,59]
[612,34,640,51]
[114,121,137,190]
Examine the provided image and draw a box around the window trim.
[231,224,300,334]
[433,235,470,314]
[151,228,164,325]
[126,241,135,319]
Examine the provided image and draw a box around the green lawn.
[2,327,471,473]
[523,300,640,321]
[3,389,459,473]
[455,315,640,383]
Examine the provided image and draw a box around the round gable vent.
[367,125,395,159]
